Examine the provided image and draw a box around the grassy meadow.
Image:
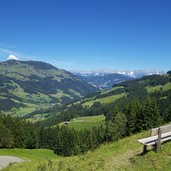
[58,115,106,130]
[83,93,126,107]
[146,82,171,93]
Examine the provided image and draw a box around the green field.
[10,103,38,116]
[100,86,124,95]
[1,129,171,171]
[0,149,59,171]
[146,82,171,93]
[83,93,126,107]
[59,115,106,130]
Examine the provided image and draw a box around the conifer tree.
[137,98,161,131]
[106,112,127,141]
[124,102,141,135]
[0,124,13,148]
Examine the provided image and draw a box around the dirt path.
[0,156,27,170]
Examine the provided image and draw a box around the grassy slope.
[83,93,126,107]
[58,115,105,130]
[0,149,59,171]
[1,130,171,171]
[75,86,124,107]
[146,82,171,93]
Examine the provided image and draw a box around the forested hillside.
[0,60,98,115]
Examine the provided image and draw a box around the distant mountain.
[0,60,98,113]
[72,70,165,90]
[72,70,165,78]
[74,73,132,90]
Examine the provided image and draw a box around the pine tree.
[124,102,141,135]
[106,112,127,141]
[0,124,13,148]
[137,98,161,131]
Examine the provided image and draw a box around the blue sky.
[0,0,171,71]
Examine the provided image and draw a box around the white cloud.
[7,55,19,60]
[0,48,28,60]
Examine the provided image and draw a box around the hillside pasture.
[83,93,126,107]
[146,82,171,93]
[59,115,105,130]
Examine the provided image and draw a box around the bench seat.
[137,132,171,146]
[137,124,171,152]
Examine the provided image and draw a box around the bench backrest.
[151,125,171,136]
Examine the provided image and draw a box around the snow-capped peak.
[71,69,165,78]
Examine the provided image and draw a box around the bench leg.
[143,145,147,153]
[156,141,161,152]
[156,128,162,152]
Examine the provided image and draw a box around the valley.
[0,60,170,171]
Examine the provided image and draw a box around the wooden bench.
[137,125,171,153]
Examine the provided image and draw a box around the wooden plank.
[137,135,158,144]
[151,125,171,136]
[145,141,156,146]
[160,125,171,134]
[161,136,171,142]
[151,128,159,136]
[137,132,171,145]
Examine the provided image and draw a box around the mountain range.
[0,59,167,115]
[72,70,165,89]
[0,60,98,113]
[72,69,165,78]
[75,73,132,90]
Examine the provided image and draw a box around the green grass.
[11,103,38,116]
[2,129,171,171]
[26,113,49,123]
[83,93,126,107]
[0,149,60,171]
[58,115,106,130]
[9,82,53,104]
[146,82,171,93]
[163,82,171,91]
[9,99,51,117]
[100,86,124,95]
